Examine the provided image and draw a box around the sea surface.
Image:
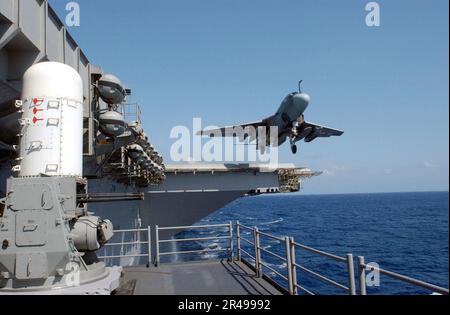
[164,191,449,295]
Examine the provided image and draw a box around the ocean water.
[167,191,449,295]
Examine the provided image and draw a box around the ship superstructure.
[0,1,448,297]
[0,0,317,240]
[0,0,317,293]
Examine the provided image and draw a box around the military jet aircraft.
[198,81,344,154]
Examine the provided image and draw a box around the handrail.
[237,223,295,293]
[236,222,356,295]
[113,228,148,233]
[258,230,285,242]
[98,226,151,267]
[292,241,347,262]
[260,261,289,281]
[158,236,230,243]
[358,256,449,295]
[296,264,349,291]
[104,241,148,246]
[155,222,234,266]
[159,248,228,256]
[239,236,254,246]
[157,223,230,230]
[95,222,449,296]
[98,254,148,259]
[295,283,315,295]
[236,222,254,231]
[259,246,287,262]
[240,248,256,261]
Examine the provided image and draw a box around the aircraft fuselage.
[265,92,311,146]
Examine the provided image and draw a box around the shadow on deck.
[116,259,284,295]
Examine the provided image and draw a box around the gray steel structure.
[88,163,315,262]
[0,0,94,154]
[0,175,122,293]
[1,1,447,296]
[0,0,317,269]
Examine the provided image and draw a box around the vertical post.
[147,226,152,268]
[346,253,356,295]
[289,237,298,295]
[285,236,294,295]
[358,256,367,295]
[236,221,241,261]
[155,225,160,267]
[228,221,234,262]
[253,227,261,277]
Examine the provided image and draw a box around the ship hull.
[88,181,247,237]
[88,166,281,235]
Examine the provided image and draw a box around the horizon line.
[262,190,450,197]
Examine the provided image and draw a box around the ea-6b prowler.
[198,81,344,154]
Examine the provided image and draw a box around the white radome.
[19,61,83,177]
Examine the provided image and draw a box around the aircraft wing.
[197,120,268,140]
[296,121,344,143]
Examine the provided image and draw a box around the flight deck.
[117,260,283,295]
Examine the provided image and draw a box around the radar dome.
[97,74,126,104]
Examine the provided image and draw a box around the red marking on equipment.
[32,117,43,124]
[33,98,44,106]
[33,108,44,115]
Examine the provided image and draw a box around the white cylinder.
[19,62,83,177]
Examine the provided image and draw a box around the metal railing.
[118,103,142,125]
[97,221,449,296]
[155,222,234,266]
[358,256,449,295]
[98,227,152,267]
[291,241,356,295]
[236,221,356,295]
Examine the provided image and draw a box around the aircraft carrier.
[0,0,317,233]
[2,1,447,296]
[0,0,322,293]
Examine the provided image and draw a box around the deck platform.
[116,260,284,295]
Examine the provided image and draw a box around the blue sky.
[50,0,449,194]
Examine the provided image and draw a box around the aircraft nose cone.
[293,93,310,111]
[296,93,310,105]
